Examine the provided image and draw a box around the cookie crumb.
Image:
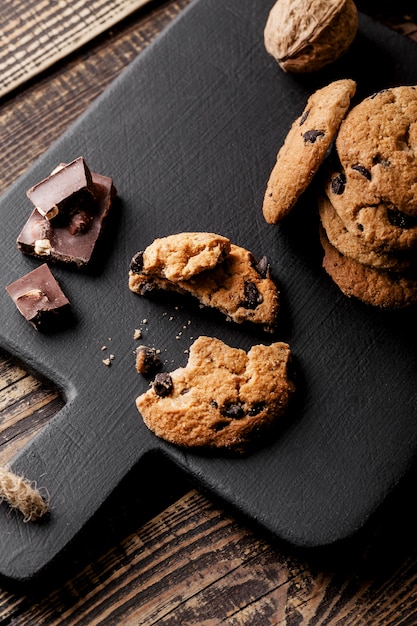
[135,345,162,374]
[102,358,112,366]
[133,328,142,340]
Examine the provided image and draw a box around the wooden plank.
[0,0,153,98]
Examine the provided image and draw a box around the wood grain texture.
[1,0,417,623]
[0,350,64,466]
[0,0,155,98]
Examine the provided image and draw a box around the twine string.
[0,466,49,522]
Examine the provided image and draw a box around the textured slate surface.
[1,0,417,580]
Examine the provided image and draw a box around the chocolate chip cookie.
[129,233,280,332]
[262,79,356,224]
[318,194,413,271]
[325,172,417,251]
[320,227,417,309]
[335,86,417,216]
[136,336,295,452]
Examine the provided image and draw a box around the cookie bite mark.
[136,336,295,452]
[262,79,356,224]
[129,233,280,332]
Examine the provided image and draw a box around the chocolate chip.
[210,400,218,409]
[221,402,245,419]
[387,207,417,229]
[135,345,161,375]
[351,164,372,181]
[303,130,325,143]
[373,155,390,168]
[153,372,173,397]
[243,281,262,309]
[130,251,144,273]
[299,109,310,126]
[357,224,364,232]
[331,173,346,195]
[247,402,266,416]
[254,256,270,279]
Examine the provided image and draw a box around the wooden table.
[1,1,417,623]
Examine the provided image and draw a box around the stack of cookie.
[320,86,417,308]
[263,81,417,309]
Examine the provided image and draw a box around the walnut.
[264,0,358,73]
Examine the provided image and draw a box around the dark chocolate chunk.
[247,402,266,416]
[135,345,161,375]
[351,164,372,180]
[153,372,173,397]
[26,157,95,220]
[299,109,310,126]
[130,251,144,274]
[303,130,325,144]
[373,155,390,168]
[387,207,417,229]
[17,171,116,268]
[212,421,230,432]
[5,263,71,331]
[254,255,270,279]
[331,172,346,195]
[220,402,245,419]
[242,281,262,309]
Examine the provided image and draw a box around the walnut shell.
[264,0,358,73]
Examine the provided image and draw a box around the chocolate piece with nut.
[26,157,95,220]
[5,263,71,331]
[17,169,117,268]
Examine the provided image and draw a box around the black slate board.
[2,0,417,581]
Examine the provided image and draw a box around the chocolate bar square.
[17,172,116,268]
[26,157,94,220]
[6,264,71,331]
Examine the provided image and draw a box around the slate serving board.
[1,0,417,581]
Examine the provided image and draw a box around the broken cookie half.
[129,232,280,333]
[136,336,295,453]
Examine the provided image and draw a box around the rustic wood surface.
[1,1,417,623]
[0,0,153,98]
